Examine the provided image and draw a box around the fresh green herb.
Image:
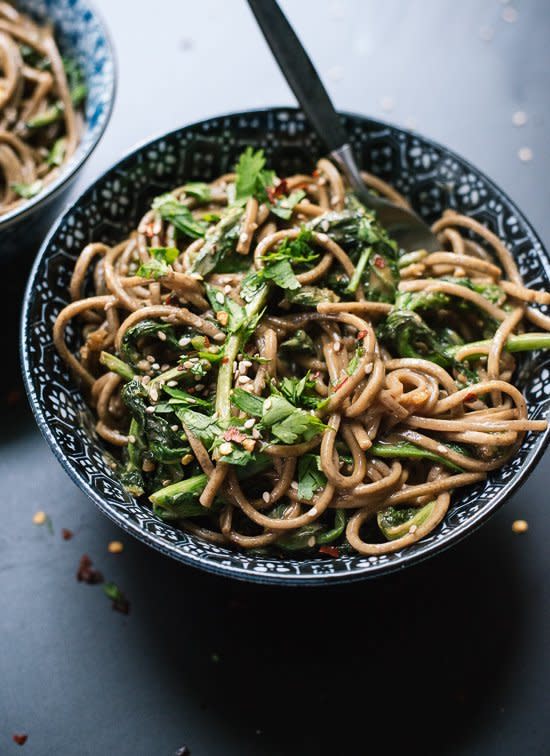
[176,408,220,448]
[280,329,315,355]
[317,510,346,545]
[152,194,208,239]
[297,454,327,500]
[231,387,264,417]
[191,206,244,275]
[369,440,464,472]
[262,395,325,444]
[235,147,276,203]
[286,285,339,307]
[103,582,130,614]
[182,182,212,203]
[276,373,319,409]
[270,189,306,219]
[136,246,179,280]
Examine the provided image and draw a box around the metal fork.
[247,0,440,253]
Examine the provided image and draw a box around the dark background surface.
[1,1,549,754]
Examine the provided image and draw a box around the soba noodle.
[0,2,85,215]
[53,148,550,557]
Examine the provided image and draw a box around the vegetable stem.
[99,351,134,381]
[215,285,268,419]
[444,332,550,361]
[346,246,371,294]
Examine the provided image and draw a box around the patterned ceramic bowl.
[0,0,115,256]
[21,108,550,585]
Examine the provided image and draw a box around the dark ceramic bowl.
[21,108,550,585]
[0,0,115,257]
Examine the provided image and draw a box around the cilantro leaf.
[264,228,319,266]
[235,147,276,203]
[277,373,320,409]
[262,259,301,290]
[182,182,212,203]
[136,247,179,280]
[231,388,264,416]
[163,385,212,410]
[297,454,327,501]
[176,408,220,448]
[262,395,325,444]
[270,189,306,220]
[152,193,208,239]
[191,206,244,275]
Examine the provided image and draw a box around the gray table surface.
[1,1,549,754]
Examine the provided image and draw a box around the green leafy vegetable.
[270,189,306,219]
[120,320,181,366]
[262,395,325,444]
[235,147,275,203]
[136,246,179,279]
[11,180,43,199]
[175,408,220,448]
[231,387,264,416]
[369,440,464,472]
[377,501,435,540]
[191,205,244,275]
[152,194,208,239]
[46,138,66,167]
[297,454,327,500]
[182,182,212,203]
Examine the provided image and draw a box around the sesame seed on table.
[1,1,549,755]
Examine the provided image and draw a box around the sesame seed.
[290,481,298,490]
[309,507,318,517]
[364,363,373,375]
[171,424,179,432]
[219,442,233,456]
[33,511,47,525]
[238,362,247,375]
[409,524,418,534]
[264,397,272,410]
[223,284,232,294]
[512,519,528,534]
[330,196,339,206]
[252,428,261,439]
[150,388,159,402]
[157,331,167,341]
[161,364,170,372]
[262,491,270,503]
[145,405,155,414]
[195,383,204,391]
[128,434,136,444]
[316,232,329,242]
[166,380,178,387]
[244,418,256,429]
[241,359,252,369]
[307,536,316,547]
[239,232,249,243]
[183,361,193,369]
[518,146,533,162]
[181,454,194,465]
[146,355,155,363]
[151,362,160,371]
[179,336,191,347]
[512,110,527,127]
[215,291,225,304]
[237,374,251,384]
[108,540,124,554]
[333,341,341,353]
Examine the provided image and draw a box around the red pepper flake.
[266,179,288,203]
[61,528,73,541]
[76,554,104,585]
[374,255,386,269]
[312,169,320,177]
[319,545,339,558]
[223,427,247,444]
[12,734,28,746]
[464,392,477,402]
[357,330,367,340]
[203,335,211,348]
[145,222,155,238]
[334,376,349,392]
[221,357,229,364]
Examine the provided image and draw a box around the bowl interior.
[22,108,550,584]
[0,0,115,229]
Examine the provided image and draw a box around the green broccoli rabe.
[120,320,181,367]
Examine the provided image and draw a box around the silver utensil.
[247,0,440,252]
